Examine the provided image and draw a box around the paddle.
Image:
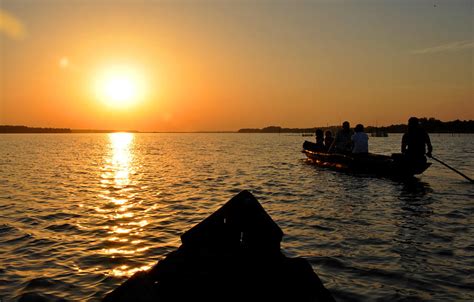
[430,155,474,183]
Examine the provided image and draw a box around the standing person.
[324,130,334,151]
[328,121,353,154]
[401,117,433,162]
[351,124,369,154]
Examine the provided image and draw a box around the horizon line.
[2,118,474,134]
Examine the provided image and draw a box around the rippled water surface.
[0,133,473,301]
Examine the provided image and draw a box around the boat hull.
[302,141,430,177]
[103,190,335,302]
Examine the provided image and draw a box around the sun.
[104,75,136,103]
[94,65,147,108]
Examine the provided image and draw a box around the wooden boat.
[302,141,430,177]
[103,190,335,302]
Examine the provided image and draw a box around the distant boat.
[103,190,335,302]
[302,141,430,178]
[371,130,388,137]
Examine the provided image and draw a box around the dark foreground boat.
[103,190,335,302]
[302,141,431,177]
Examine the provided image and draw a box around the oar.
[431,155,474,183]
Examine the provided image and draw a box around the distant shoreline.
[1,118,473,133]
[1,131,473,135]
[238,118,474,134]
[0,126,237,134]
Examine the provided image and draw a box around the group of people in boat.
[313,117,433,161]
[313,121,369,155]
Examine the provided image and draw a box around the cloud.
[0,9,26,40]
[412,40,474,54]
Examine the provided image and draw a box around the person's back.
[352,124,368,154]
[401,117,432,161]
[329,121,353,153]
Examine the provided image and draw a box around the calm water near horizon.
[0,133,473,301]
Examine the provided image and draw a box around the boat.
[103,190,335,302]
[302,141,430,177]
[370,130,388,137]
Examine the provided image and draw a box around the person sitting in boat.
[315,129,325,150]
[328,121,353,154]
[351,124,369,155]
[401,117,433,162]
[324,130,334,151]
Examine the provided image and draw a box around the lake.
[0,133,473,301]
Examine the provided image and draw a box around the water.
[0,133,473,301]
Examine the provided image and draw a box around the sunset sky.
[1,0,472,132]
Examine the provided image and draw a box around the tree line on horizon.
[0,125,71,133]
[0,125,141,133]
[238,118,474,134]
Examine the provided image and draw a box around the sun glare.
[94,65,147,108]
[104,76,136,103]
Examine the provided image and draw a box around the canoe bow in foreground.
[103,190,335,302]
[302,141,430,177]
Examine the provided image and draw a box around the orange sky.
[1,0,473,131]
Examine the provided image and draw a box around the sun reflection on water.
[96,133,154,277]
[107,132,134,187]
[110,264,154,277]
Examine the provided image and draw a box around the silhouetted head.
[325,130,332,137]
[342,121,350,131]
[408,117,419,129]
[355,124,364,132]
[315,129,324,138]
